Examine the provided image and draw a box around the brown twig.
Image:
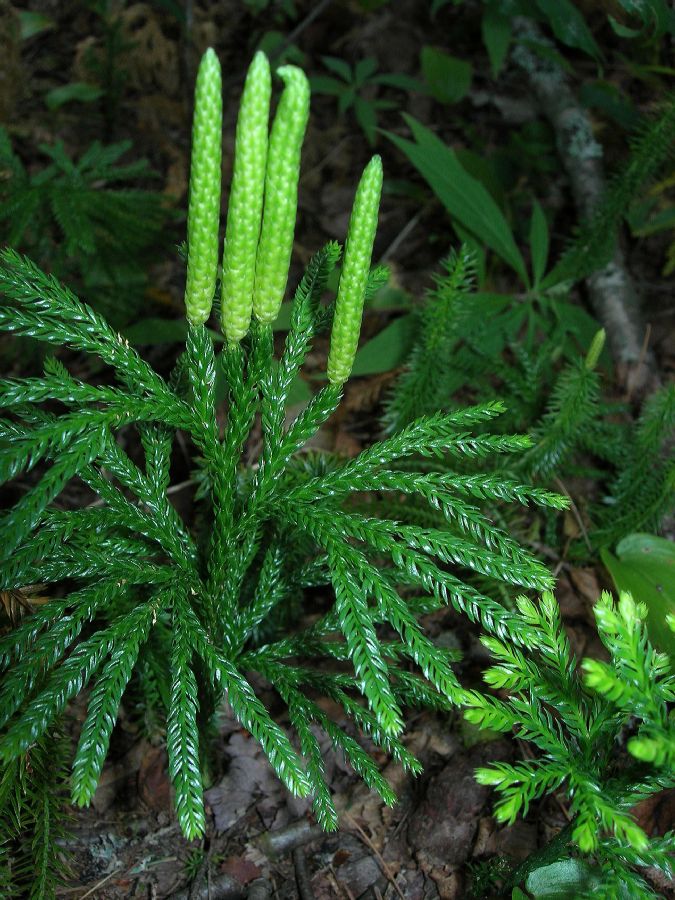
[511,18,660,395]
[257,819,324,858]
[342,813,405,900]
[293,847,315,900]
[553,476,591,552]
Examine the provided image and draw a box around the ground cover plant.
[1,3,674,898]
[381,245,675,559]
[0,130,168,325]
[466,590,675,897]
[0,47,566,896]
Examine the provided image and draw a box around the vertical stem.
[503,820,576,893]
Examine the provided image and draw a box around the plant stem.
[502,820,576,895]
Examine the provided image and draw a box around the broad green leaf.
[354,57,378,86]
[354,97,378,145]
[455,148,505,207]
[520,35,577,75]
[579,81,639,130]
[386,115,529,285]
[615,0,675,36]
[482,4,512,77]
[366,284,412,312]
[45,83,104,110]
[535,0,602,60]
[529,200,549,287]
[372,73,425,92]
[420,47,472,104]
[608,15,642,38]
[549,300,603,360]
[602,534,675,656]
[338,87,356,115]
[309,76,346,96]
[526,858,603,898]
[351,314,415,376]
[472,297,528,353]
[18,10,54,40]
[321,56,352,82]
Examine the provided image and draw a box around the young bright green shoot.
[467,589,675,895]
[184,49,222,326]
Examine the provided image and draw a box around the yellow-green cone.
[584,328,606,370]
[327,156,383,384]
[252,65,310,325]
[184,48,223,326]
[221,52,272,344]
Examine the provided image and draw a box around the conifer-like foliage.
[0,49,563,864]
[0,130,167,324]
[384,248,675,554]
[544,91,675,290]
[466,590,675,897]
[0,727,72,900]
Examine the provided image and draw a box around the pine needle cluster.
[465,590,675,897]
[0,130,168,323]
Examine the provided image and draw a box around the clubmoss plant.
[0,48,564,861]
[0,130,168,326]
[466,590,675,897]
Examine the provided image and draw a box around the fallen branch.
[512,18,660,395]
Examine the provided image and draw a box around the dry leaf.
[120,4,179,95]
[568,567,601,603]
